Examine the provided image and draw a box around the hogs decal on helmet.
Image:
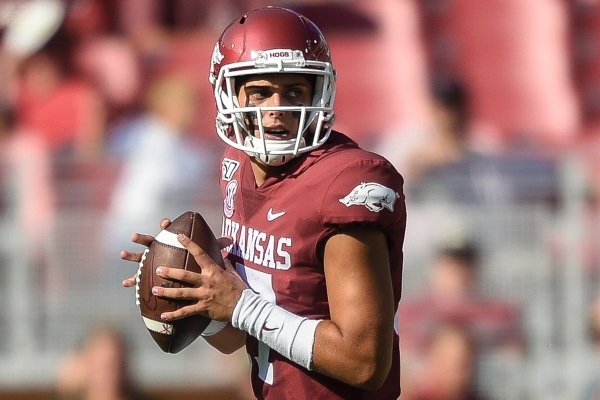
[209,6,336,166]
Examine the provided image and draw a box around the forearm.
[311,320,393,389]
[203,324,246,354]
[231,289,393,389]
[231,289,320,369]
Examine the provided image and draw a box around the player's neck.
[249,156,302,187]
[250,159,271,187]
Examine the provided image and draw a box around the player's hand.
[119,218,175,287]
[151,234,247,322]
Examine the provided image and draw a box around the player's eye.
[286,87,310,103]
[248,89,268,102]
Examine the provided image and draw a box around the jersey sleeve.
[319,156,405,230]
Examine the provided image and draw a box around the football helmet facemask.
[209,6,336,166]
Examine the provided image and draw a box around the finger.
[217,236,233,249]
[131,232,155,247]
[122,274,137,287]
[222,260,247,287]
[223,259,236,274]
[160,218,171,230]
[156,266,202,286]
[160,304,207,321]
[120,250,144,263]
[152,284,201,301]
[177,234,219,270]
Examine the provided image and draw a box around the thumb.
[223,259,248,288]
[217,235,233,249]
[223,258,236,274]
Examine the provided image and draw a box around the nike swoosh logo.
[267,208,286,221]
[261,322,279,332]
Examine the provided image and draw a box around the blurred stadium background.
[0,0,599,399]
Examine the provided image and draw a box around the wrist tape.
[231,289,321,370]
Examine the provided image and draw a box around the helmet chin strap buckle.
[254,153,289,167]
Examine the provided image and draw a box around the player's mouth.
[263,125,294,140]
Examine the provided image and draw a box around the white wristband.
[232,289,321,370]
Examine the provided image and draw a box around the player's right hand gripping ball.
[135,211,224,353]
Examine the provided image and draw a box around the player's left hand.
[151,234,248,323]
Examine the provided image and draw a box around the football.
[135,211,225,353]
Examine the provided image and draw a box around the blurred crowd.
[1,0,600,399]
[54,325,146,400]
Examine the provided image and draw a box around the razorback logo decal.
[209,43,224,83]
[339,182,399,212]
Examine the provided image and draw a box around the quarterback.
[121,6,406,399]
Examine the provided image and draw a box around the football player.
[121,6,406,399]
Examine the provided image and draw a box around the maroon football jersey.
[219,131,406,400]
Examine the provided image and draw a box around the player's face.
[236,73,314,140]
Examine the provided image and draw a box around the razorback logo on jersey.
[339,182,399,212]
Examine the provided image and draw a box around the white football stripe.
[142,316,174,335]
[155,230,186,249]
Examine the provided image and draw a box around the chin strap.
[243,135,306,166]
[253,153,291,167]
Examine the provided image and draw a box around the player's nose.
[266,93,287,118]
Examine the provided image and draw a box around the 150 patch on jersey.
[339,182,399,212]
